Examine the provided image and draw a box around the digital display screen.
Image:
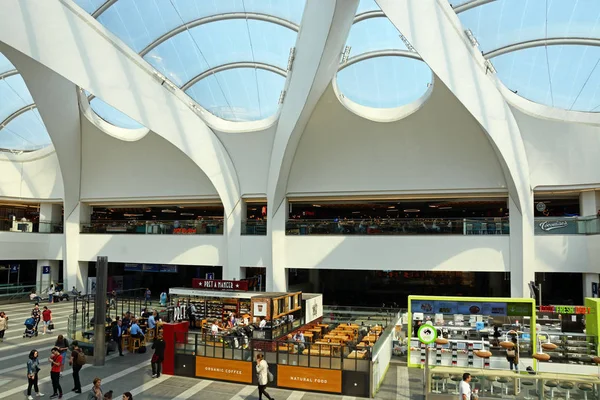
[411,300,513,316]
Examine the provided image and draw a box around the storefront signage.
[277,365,342,393]
[539,305,590,314]
[507,302,533,316]
[124,264,178,273]
[417,324,437,344]
[173,228,196,234]
[192,279,249,291]
[195,357,252,383]
[539,220,568,232]
[253,301,268,317]
[411,300,508,316]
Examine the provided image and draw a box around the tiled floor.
[0,301,418,400]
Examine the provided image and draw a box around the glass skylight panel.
[0,76,35,122]
[346,17,410,57]
[336,0,432,110]
[338,57,431,108]
[185,68,284,122]
[73,0,107,14]
[0,52,14,74]
[89,97,144,129]
[78,0,304,122]
[458,0,600,53]
[492,45,600,112]
[2,109,51,151]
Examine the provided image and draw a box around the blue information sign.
[10,265,19,273]
[42,266,50,274]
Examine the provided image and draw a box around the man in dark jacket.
[151,334,166,378]
[111,319,124,356]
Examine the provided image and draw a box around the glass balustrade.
[80,219,223,234]
[0,218,63,233]
[535,216,600,235]
[241,219,267,235]
[286,218,509,235]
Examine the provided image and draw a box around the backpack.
[76,350,86,366]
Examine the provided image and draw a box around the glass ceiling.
[453,0,600,112]
[75,0,305,122]
[336,0,432,109]
[0,53,52,152]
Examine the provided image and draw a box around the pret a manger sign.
[192,278,248,291]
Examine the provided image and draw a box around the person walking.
[0,311,8,342]
[122,392,133,400]
[26,349,44,399]
[55,335,69,372]
[145,288,151,306]
[31,303,41,336]
[255,354,274,400]
[111,319,124,356]
[69,341,84,393]
[459,373,472,400]
[506,336,519,372]
[49,347,63,399]
[88,377,103,400]
[48,285,55,304]
[151,333,165,378]
[42,306,52,335]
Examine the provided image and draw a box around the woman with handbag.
[506,336,519,372]
[0,311,8,342]
[255,354,274,400]
[151,333,165,378]
[26,349,44,400]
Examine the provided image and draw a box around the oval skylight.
[336,0,432,111]
[88,95,145,129]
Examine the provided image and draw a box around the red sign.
[173,228,197,234]
[539,305,590,314]
[192,279,248,291]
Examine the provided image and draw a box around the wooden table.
[303,349,331,357]
[347,350,367,359]
[302,332,314,342]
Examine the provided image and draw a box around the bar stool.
[485,376,498,395]
[521,380,535,400]
[578,383,593,400]
[497,376,510,395]
[431,374,444,393]
[559,381,575,400]
[545,380,558,399]
[147,328,155,341]
[450,375,462,394]
[121,334,130,349]
[129,337,142,353]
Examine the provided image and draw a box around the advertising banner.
[304,296,323,323]
[195,357,252,383]
[192,279,249,291]
[277,365,342,393]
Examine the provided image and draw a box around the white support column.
[266,0,359,291]
[225,200,243,281]
[269,198,289,292]
[377,0,534,297]
[78,261,89,294]
[36,260,60,294]
[39,203,63,233]
[580,191,599,216]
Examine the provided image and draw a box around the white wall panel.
[239,236,269,268]
[79,234,224,266]
[288,84,507,195]
[535,235,600,273]
[215,127,275,196]
[0,232,53,260]
[81,117,218,201]
[512,107,600,188]
[284,236,510,271]
[0,151,63,200]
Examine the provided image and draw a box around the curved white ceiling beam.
[0,43,84,292]
[138,13,299,57]
[484,37,600,59]
[0,0,240,214]
[339,49,423,71]
[91,0,117,18]
[266,0,359,291]
[0,103,36,129]
[181,62,287,91]
[376,0,534,297]
[0,69,18,80]
[453,0,496,14]
[354,10,385,23]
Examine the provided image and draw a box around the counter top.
[429,366,600,384]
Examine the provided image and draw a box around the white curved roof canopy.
[74,0,305,123]
[0,52,52,152]
[451,0,600,112]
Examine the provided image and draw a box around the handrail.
[81,219,224,234]
[0,218,63,233]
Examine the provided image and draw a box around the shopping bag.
[48,321,54,330]
[267,370,274,383]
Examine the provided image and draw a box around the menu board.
[411,300,508,316]
[507,302,533,316]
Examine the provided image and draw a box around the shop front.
[163,285,395,397]
[408,296,536,370]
